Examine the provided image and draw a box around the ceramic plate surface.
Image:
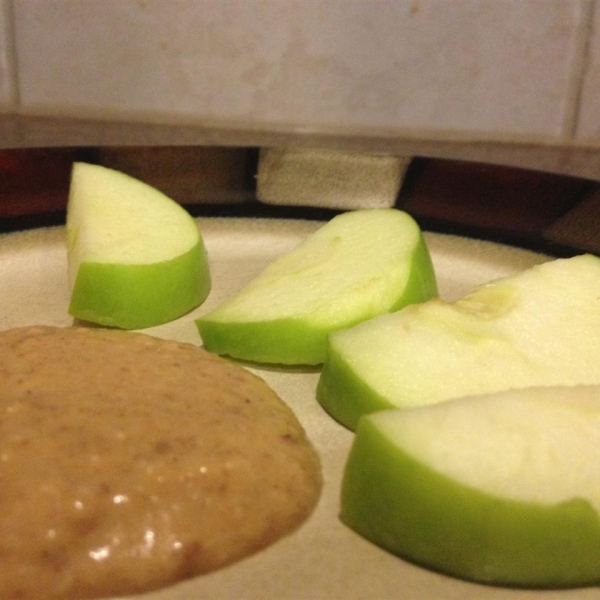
[2,217,593,600]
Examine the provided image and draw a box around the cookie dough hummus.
[0,326,322,599]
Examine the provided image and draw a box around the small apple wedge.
[318,254,600,429]
[196,209,437,365]
[67,162,210,329]
[341,385,600,588]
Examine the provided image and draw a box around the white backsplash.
[0,0,16,110]
[3,0,600,152]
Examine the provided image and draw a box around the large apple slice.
[318,253,600,429]
[67,162,210,329]
[196,209,437,365]
[341,385,600,588]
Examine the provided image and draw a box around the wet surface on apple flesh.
[67,162,201,287]
[326,255,600,410]
[371,386,600,511]
[201,209,425,325]
[0,325,321,600]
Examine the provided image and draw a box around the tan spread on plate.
[0,326,322,600]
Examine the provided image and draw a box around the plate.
[1,217,594,600]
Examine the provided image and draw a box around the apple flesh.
[318,254,600,429]
[341,385,600,588]
[196,209,437,365]
[67,162,210,330]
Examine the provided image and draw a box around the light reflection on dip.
[0,326,322,599]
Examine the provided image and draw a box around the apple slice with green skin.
[67,162,210,330]
[318,253,600,430]
[196,208,437,365]
[341,385,600,588]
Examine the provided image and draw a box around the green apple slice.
[318,253,600,429]
[341,385,600,588]
[67,162,210,329]
[196,209,437,365]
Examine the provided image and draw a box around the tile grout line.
[3,0,19,110]
[564,0,595,141]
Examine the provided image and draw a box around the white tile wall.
[9,0,591,145]
[0,0,17,111]
[576,0,600,145]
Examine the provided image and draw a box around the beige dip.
[0,326,322,599]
